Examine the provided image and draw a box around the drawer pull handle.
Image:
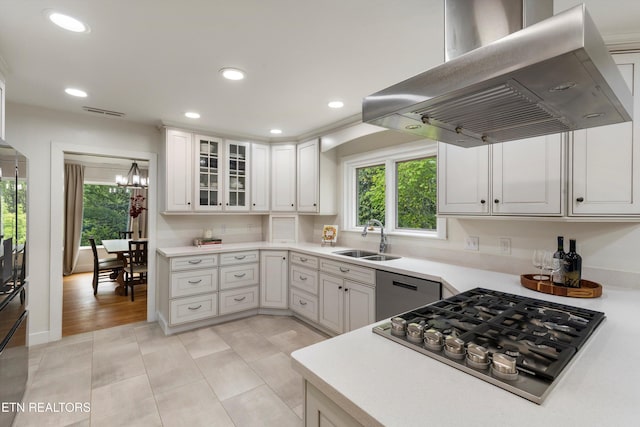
[299,275,308,281]
[299,257,308,262]
[339,267,350,273]
[299,300,307,306]
[188,305,202,311]
[234,296,247,302]
[188,259,203,264]
[234,273,247,278]
[234,255,246,260]
[187,279,202,284]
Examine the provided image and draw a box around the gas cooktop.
[372,287,605,404]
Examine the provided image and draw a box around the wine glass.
[543,251,561,284]
[532,249,547,280]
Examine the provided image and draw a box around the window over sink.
[344,140,445,239]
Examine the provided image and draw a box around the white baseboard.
[28,330,51,346]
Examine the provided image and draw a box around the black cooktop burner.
[373,287,605,404]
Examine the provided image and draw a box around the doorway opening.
[49,143,157,342]
[62,154,149,336]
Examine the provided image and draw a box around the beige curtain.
[63,163,85,275]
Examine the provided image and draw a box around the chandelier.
[115,161,148,188]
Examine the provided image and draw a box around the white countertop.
[158,241,640,426]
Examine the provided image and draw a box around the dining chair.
[89,237,124,296]
[119,230,142,239]
[123,240,148,301]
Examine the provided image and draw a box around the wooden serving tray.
[520,274,602,298]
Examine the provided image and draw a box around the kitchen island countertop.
[158,241,640,426]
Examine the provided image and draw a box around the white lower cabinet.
[290,288,319,323]
[219,286,259,315]
[318,264,375,335]
[260,250,288,309]
[219,263,259,290]
[289,252,320,323]
[170,293,218,325]
[305,382,362,427]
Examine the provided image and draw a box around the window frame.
[343,140,446,239]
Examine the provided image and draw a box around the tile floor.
[15,315,327,427]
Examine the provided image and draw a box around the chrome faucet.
[361,219,388,253]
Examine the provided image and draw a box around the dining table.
[102,238,143,295]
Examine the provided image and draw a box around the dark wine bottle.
[563,239,582,288]
[552,236,565,285]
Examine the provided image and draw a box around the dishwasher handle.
[392,280,418,291]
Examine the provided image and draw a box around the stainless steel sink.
[361,254,400,261]
[333,249,378,258]
[333,249,401,261]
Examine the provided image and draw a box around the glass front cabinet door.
[225,140,250,211]
[195,135,223,211]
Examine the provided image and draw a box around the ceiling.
[1,0,640,141]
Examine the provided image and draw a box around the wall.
[6,102,160,343]
[306,138,640,289]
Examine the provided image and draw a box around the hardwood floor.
[62,272,147,337]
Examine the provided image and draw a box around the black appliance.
[373,288,605,404]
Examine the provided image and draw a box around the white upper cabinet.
[224,140,250,211]
[165,129,194,212]
[297,139,319,212]
[492,134,563,215]
[297,138,337,214]
[438,134,563,216]
[251,143,270,211]
[437,143,490,215]
[194,135,224,211]
[570,52,640,216]
[271,143,296,211]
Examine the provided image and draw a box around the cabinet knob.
[494,199,500,204]
[291,203,294,207]
[187,202,191,205]
[344,288,349,292]
[576,197,584,202]
[219,203,222,206]
[338,286,342,290]
[313,203,317,206]
[253,203,256,206]
[226,203,229,206]
[480,199,486,204]
[282,257,286,260]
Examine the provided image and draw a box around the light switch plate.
[465,236,479,251]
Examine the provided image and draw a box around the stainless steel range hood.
[362,1,633,148]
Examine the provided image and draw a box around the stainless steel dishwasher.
[375,270,441,321]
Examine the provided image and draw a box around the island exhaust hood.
[362,0,633,148]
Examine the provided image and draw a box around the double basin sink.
[333,249,400,262]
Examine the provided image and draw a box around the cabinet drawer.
[170,293,218,325]
[219,286,259,315]
[319,258,375,284]
[290,264,318,295]
[171,254,218,271]
[219,250,259,266]
[170,269,218,298]
[290,252,319,269]
[219,263,259,290]
[290,288,318,323]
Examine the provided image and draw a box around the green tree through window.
[396,157,437,230]
[1,179,27,245]
[82,185,130,246]
[356,164,385,226]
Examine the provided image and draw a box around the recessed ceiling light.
[185,112,201,119]
[220,68,245,81]
[65,88,88,98]
[46,10,90,33]
[270,129,283,135]
[328,101,344,109]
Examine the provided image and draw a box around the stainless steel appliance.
[0,139,28,426]
[375,270,441,321]
[373,288,605,404]
[362,0,633,147]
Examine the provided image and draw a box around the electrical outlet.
[499,237,511,255]
[465,236,479,251]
